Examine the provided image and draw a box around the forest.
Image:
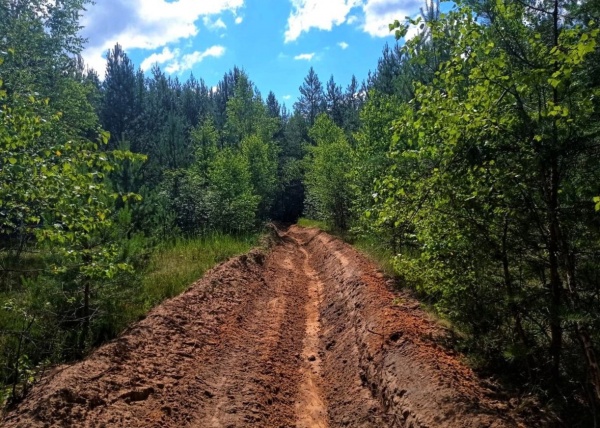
[1,0,600,425]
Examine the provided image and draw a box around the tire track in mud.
[191,239,311,427]
[295,243,328,428]
[3,226,527,428]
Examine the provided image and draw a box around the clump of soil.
[3,226,530,427]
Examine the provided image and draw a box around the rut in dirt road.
[3,226,527,428]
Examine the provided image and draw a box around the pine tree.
[295,67,325,127]
[101,44,136,148]
[325,75,344,127]
[343,75,362,133]
[266,91,281,118]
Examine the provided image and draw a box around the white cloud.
[362,0,420,38]
[282,0,421,42]
[338,41,349,49]
[235,16,243,24]
[216,18,227,29]
[165,45,226,74]
[203,16,227,30]
[284,0,362,43]
[294,53,315,61]
[82,46,112,76]
[283,95,292,100]
[140,47,179,71]
[80,0,243,76]
[403,22,421,41]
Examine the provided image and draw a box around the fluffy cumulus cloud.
[338,41,349,49]
[347,15,359,24]
[283,0,422,42]
[165,45,226,74]
[80,0,242,76]
[294,52,315,61]
[140,47,178,71]
[203,16,227,31]
[285,0,362,43]
[362,0,421,37]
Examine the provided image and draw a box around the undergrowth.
[297,220,469,353]
[298,218,397,278]
[297,218,331,232]
[297,218,353,241]
[0,232,257,406]
[352,236,397,278]
[298,219,561,421]
[140,233,257,311]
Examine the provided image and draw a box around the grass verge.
[352,237,398,277]
[141,233,258,310]
[298,218,397,277]
[297,217,331,231]
[0,233,258,405]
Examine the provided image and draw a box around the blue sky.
[80,0,426,107]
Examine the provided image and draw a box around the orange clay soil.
[2,225,530,427]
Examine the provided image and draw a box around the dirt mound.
[3,226,527,427]
[294,227,521,428]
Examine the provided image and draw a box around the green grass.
[0,233,259,405]
[297,219,397,276]
[297,217,332,232]
[353,236,398,277]
[141,233,258,309]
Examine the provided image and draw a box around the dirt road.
[3,226,524,427]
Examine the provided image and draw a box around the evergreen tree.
[342,75,362,133]
[325,75,344,127]
[101,44,137,148]
[295,67,325,127]
[368,43,403,95]
[212,67,243,130]
[181,74,211,129]
[266,91,281,118]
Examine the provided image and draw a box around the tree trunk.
[79,280,90,354]
[547,0,563,388]
[547,157,563,388]
[501,215,529,352]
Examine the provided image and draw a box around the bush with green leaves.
[206,148,260,233]
[375,2,600,417]
[304,114,353,231]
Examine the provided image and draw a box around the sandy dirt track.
[2,226,526,427]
